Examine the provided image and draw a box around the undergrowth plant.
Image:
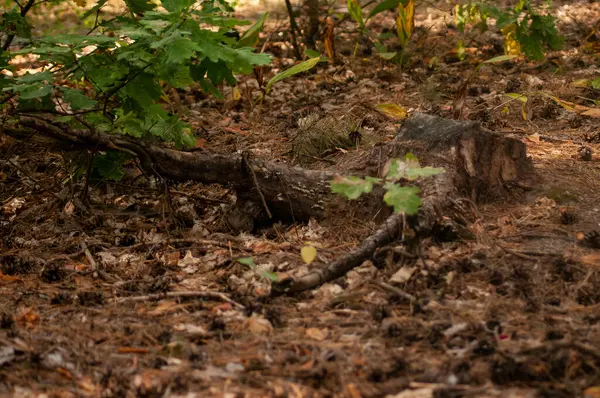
[1,0,270,177]
[331,153,443,215]
[454,0,563,61]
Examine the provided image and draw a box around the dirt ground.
[2,1,600,397]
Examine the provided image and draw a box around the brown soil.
[2,1,600,397]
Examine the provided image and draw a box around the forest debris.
[292,114,372,164]
[244,314,273,335]
[578,146,593,161]
[118,347,150,354]
[370,280,415,302]
[0,345,15,366]
[387,387,434,398]
[110,291,245,309]
[389,266,417,284]
[305,327,329,341]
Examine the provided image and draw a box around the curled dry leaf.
[305,327,329,341]
[245,314,273,335]
[324,17,336,62]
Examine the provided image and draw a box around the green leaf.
[504,93,528,103]
[16,71,53,83]
[304,49,321,58]
[17,85,53,100]
[383,185,421,214]
[238,12,268,48]
[124,0,156,14]
[236,257,255,266]
[121,73,162,109]
[368,0,400,19]
[347,0,364,27]
[406,166,444,180]
[331,176,373,199]
[475,54,519,71]
[161,0,192,12]
[385,155,443,181]
[92,150,129,181]
[162,36,200,65]
[592,78,600,90]
[115,111,146,137]
[377,52,398,60]
[265,56,320,94]
[260,271,279,282]
[60,87,97,110]
[82,0,108,19]
[2,9,31,40]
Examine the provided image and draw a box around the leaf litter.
[3,1,600,397]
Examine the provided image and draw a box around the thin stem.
[284,0,302,60]
[2,0,36,51]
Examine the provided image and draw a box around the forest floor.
[2,1,600,397]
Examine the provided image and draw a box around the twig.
[284,0,302,60]
[5,158,60,199]
[242,153,272,219]
[115,238,250,255]
[81,240,119,282]
[111,291,245,309]
[369,279,415,302]
[495,244,539,261]
[80,241,98,272]
[272,212,404,294]
[519,341,600,363]
[391,246,417,259]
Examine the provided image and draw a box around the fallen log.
[1,113,535,294]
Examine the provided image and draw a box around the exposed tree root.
[272,212,405,295]
[1,113,535,294]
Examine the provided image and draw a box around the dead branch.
[111,291,245,309]
[271,212,404,294]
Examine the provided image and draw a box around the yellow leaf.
[301,245,317,264]
[232,86,241,101]
[396,0,414,47]
[74,0,86,6]
[501,24,521,56]
[571,79,590,88]
[375,103,407,120]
